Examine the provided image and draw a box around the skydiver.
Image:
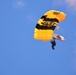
[50,34,66,50]
[50,38,56,50]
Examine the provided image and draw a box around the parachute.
[34,10,66,42]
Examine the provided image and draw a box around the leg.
[50,38,56,50]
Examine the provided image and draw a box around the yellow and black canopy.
[34,10,66,42]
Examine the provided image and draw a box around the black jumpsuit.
[50,38,56,50]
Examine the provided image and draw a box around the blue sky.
[0,0,76,75]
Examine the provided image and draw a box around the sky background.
[0,0,76,75]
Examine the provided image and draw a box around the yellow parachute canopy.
[34,10,66,42]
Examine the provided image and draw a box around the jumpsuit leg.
[50,38,56,50]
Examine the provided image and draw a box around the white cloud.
[13,0,26,9]
[65,0,76,10]
[52,0,65,6]
[52,0,76,11]
[26,15,37,23]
